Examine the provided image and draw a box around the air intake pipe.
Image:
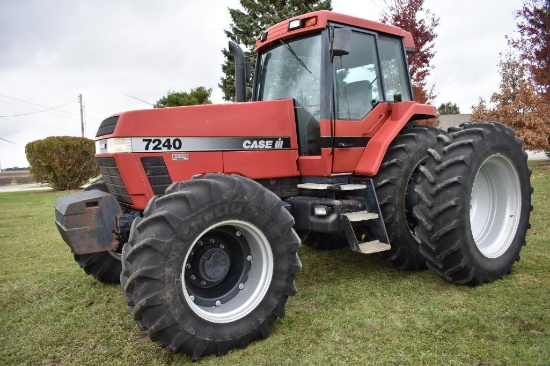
[229,41,247,103]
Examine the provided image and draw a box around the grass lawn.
[1,162,549,365]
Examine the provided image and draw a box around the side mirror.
[332,28,352,57]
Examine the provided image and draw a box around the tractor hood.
[96,99,298,147]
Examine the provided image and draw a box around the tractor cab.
[246,11,426,177]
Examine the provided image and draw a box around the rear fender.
[354,101,437,176]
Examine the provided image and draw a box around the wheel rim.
[182,220,274,323]
[470,154,521,258]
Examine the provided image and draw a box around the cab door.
[331,29,413,174]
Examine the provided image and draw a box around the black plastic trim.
[141,157,172,195]
[96,157,133,205]
[96,116,119,137]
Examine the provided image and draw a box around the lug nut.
[239,283,245,290]
[190,295,195,302]
[247,255,253,262]
[210,238,216,244]
[198,240,203,246]
[219,244,225,249]
[190,275,196,280]
[185,263,191,269]
[236,230,242,237]
[201,280,206,285]
[215,301,221,307]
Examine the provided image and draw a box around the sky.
[0,0,523,169]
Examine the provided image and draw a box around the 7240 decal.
[142,138,182,151]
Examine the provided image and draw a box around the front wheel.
[414,122,532,285]
[121,174,301,359]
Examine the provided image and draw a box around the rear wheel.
[372,125,438,270]
[414,122,532,285]
[73,178,123,284]
[121,174,301,359]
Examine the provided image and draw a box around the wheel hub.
[184,228,253,308]
[199,247,231,283]
[182,221,274,323]
[186,236,233,288]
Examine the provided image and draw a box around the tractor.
[54,10,532,359]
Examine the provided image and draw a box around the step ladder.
[297,183,368,191]
[298,179,391,254]
[342,211,391,254]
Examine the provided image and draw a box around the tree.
[509,0,550,101]
[437,102,460,115]
[154,87,212,108]
[220,0,332,102]
[472,52,550,152]
[379,0,439,105]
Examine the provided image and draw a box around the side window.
[335,31,382,120]
[378,36,412,101]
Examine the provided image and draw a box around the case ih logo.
[243,138,286,149]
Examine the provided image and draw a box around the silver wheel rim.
[470,154,521,258]
[182,220,273,323]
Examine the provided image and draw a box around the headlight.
[95,138,132,154]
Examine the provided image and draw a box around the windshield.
[255,34,322,155]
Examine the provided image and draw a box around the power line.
[0,137,16,144]
[0,100,76,118]
[0,93,101,121]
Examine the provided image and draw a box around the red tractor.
[55,11,532,359]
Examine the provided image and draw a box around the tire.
[414,122,532,285]
[372,125,438,270]
[73,178,123,284]
[121,174,301,359]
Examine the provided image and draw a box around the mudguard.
[355,101,437,176]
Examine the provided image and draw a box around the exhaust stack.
[229,41,247,103]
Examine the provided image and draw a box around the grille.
[96,157,133,204]
[141,157,172,195]
[96,116,119,137]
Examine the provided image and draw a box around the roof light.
[288,16,318,31]
[288,19,302,30]
[304,16,318,28]
[259,31,268,42]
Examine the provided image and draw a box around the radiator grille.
[141,157,172,195]
[96,157,133,204]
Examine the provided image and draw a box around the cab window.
[335,31,382,120]
[378,36,412,101]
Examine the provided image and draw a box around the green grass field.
[1,162,549,365]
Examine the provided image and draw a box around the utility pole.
[78,94,84,137]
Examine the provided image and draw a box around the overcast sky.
[0,0,523,169]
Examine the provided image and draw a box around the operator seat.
[342,80,373,119]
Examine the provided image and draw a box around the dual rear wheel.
[414,122,532,285]
[301,122,532,287]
